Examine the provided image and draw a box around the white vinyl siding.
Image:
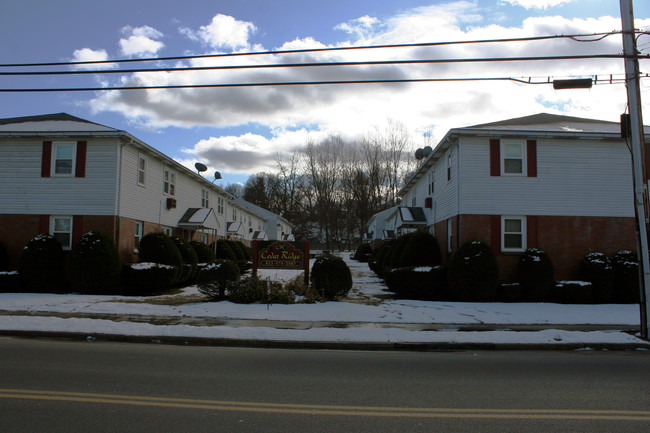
[459,136,634,217]
[0,138,118,215]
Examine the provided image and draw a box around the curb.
[2,330,648,352]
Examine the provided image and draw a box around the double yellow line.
[1,388,649,421]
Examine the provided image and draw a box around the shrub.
[371,240,395,277]
[518,248,555,302]
[448,240,499,301]
[214,239,237,261]
[171,237,198,283]
[226,239,249,273]
[138,232,183,282]
[387,233,411,269]
[0,271,21,293]
[399,231,442,268]
[384,265,447,300]
[190,241,216,263]
[18,234,66,292]
[552,281,593,304]
[354,243,372,262]
[611,250,639,303]
[310,254,353,300]
[580,252,615,303]
[121,262,178,295]
[0,241,8,272]
[197,259,241,300]
[225,275,294,304]
[69,231,121,294]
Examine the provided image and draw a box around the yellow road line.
[0,388,648,421]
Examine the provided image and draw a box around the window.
[199,232,208,244]
[201,189,209,208]
[232,208,237,221]
[161,226,173,237]
[137,155,147,186]
[163,168,175,195]
[502,140,525,175]
[134,221,143,251]
[411,195,416,207]
[217,197,224,214]
[53,142,75,176]
[428,169,435,195]
[51,216,73,249]
[502,216,526,252]
[447,152,452,182]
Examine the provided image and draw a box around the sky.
[1,0,649,186]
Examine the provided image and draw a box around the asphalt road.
[0,337,648,432]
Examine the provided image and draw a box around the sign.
[252,241,310,285]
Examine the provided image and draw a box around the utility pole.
[620,0,649,339]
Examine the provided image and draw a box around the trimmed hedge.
[518,248,554,302]
[0,241,8,272]
[138,232,184,283]
[70,231,121,294]
[310,254,353,300]
[197,259,241,300]
[353,243,372,262]
[580,252,615,303]
[399,231,442,268]
[448,240,499,301]
[18,234,66,292]
[190,241,216,263]
[611,250,639,303]
[121,262,178,295]
[384,265,447,300]
[171,237,198,283]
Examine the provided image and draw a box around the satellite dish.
[423,146,433,157]
[415,148,424,160]
[214,171,222,180]
[195,162,208,173]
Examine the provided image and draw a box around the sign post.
[252,240,310,287]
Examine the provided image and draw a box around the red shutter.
[490,215,501,256]
[41,141,52,177]
[73,215,84,246]
[75,141,87,178]
[489,139,500,176]
[527,215,537,248]
[527,140,537,177]
[39,215,50,234]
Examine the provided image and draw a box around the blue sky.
[1,0,649,186]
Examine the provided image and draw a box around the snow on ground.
[0,253,648,347]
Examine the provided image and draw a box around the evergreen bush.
[448,240,499,301]
[611,250,639,303]
[518,248,555,302]
[0,270,21,293]
[171,237,198,283]
[69,231,121,294]
[18,234,66,292]
[214,239,238,261]
[226,239,249,272]
[372,240,395,277]
[384,265,447,300]
[310,254,353,300]
[0,241,8,272]
[224,275,294,304]
[138,232,183,282]
[189,241,216,263]
[552,281,593,304]
[399,231,442,268]
[387,233,411,269]
[197,259,241,300]
[353,243,372,262]
[121,262,178,295]
[580,252,615,303]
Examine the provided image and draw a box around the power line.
[1,75,641,93]
[0,54,638,77]
[0,31,624,69]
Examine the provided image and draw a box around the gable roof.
[0,112,117,132]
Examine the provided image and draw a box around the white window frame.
[201,189,209,208]
[502,216,527,252]
[217,197,224,215]
[52,142,76,176]
[428,169,435,195]
[199,232,208,244]
[163,168,176,196]
[501,140,526,176]
[137,154,147,187]
[134,221,143,252]
[161,225,173,237]
[50,216,73,250]
[447,152,452,182]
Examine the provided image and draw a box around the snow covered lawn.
[0,254,647,348]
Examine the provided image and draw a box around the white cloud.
[500,0,577,9]
[197,14,256,50]
[70,48,114,70]
[88,4,650,175]
[119,25,165,56]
